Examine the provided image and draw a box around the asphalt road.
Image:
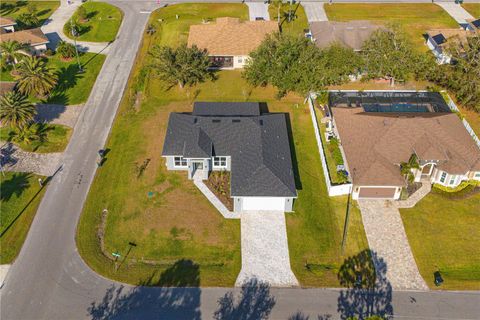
[1,1,480,319]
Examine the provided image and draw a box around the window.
[475,172,480,178]
[213,156,227,168]
[439,172,447,183]
[449,175,456,185]
[238,57,243,63]
[174,156,187,167]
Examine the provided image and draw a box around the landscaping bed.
[205,171,234,211]
[64,2,123,42]
[0,172,47,264]
[400,191,480,290]
[0,124,72,153]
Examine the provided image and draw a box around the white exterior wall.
[2,25,15,32]
[31,43,48,55]
[430,168,468,188]
[234,197,295,212]
[426,36,451,64]
[233,55,249,69]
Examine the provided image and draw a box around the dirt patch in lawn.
[205,171,234,211]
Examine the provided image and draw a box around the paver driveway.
[236,211,299,287]
[358,200,429,291]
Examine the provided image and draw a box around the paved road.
[2,1,480,319]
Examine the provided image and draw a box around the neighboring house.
[465,18,480,31]
[328,91,480,200]
[0,17,16,33]
[309,21,383,51]
[426,29,471,64]
[0,28,49,55]
[162,102,297,212]
[187,17,278,69]
[0,81,16,96]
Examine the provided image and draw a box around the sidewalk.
[41,0,111,54]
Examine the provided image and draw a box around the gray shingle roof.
[162,102,297,197]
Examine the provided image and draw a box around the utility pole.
[341,186,352,254]
[70,17,83,73]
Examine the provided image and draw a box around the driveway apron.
[437,2,474,24]
[303,2,328,22]
[236,210,299,287]
[246,2,270,21]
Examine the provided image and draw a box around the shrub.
[56,41,76,59]
[77,6,88,21]
[44,49,54,56]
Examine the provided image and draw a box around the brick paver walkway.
[358,200,429,291]
[1,142,63,176]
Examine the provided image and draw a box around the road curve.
[1,1,480,320]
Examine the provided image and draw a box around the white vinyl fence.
[443,92,480,149]
[307,96,352,197]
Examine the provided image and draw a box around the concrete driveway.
[303,2,328,22]
[246,2,270,21]
[437,2,474,24]
[236,211,299,287]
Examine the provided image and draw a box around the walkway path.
[193,176,240,219]
[246,2,270,21]
[0,142,62,176]
[236,211,299,287]
[437,2,474,25]
[35,104,83,128]
[396,181,432,209]
[358,200,429,291]
[303,2,328,22]
[41,0,111,54]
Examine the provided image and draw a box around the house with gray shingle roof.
[162,102,297,212]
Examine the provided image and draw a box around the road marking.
[139,10,152,14]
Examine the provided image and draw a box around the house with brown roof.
[328,91,480,200]
[0,28,49,55]
[309,21,383,51]
[426,28,476,64]
[187,17,278,69]
[0,17,17,33]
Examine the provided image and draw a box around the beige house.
[329,92,480,200]
[187,17,278,69]
[309,20,383,51]
[0,17,17,33]
[0,28,49,55]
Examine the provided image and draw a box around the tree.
[271,0,284,24]
[244,33,361,97]
[362,25,421,86]
[0,91,37,129]
[56,41,77,59]
[15,56,58,98]
[17,11,39,29]
[150,44,214,89]
[77,5,88,21]
[8,123,48,145]
[0,40,29,69]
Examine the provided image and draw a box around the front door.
[421,164,433,176]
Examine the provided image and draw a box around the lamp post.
[70,18,83,73]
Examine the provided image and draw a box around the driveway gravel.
[236,211,299,287]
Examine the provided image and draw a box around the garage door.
[242,197,286,211]
[358,187,396,199]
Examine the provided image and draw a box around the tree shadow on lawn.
[87,259,202,320]
[46,64,84,105]
[0,172,31,202]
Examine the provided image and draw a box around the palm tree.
[15,56,58,98]
[0,91,37,129]
[56,41,76,59]
[0,40,29,69]
[9,123,48,145]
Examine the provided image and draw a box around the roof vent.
[212,119,221,123]
[259,120,263,125]
[193,118,198,124]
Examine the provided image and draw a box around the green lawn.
[462,4,480,17]
[63,2,123,42]
[77,3,368,287]
[0,1,59,30]
[268,3,308,37]
[400,191,480,290]
[0,124,72,153]
[1,52,106,105]
[0,172,47,264]
[324,3,458,50]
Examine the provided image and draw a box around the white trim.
[173,156,187,168]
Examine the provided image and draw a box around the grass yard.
[324,3,458,50]
[0,52,105,105]
[77,3,368,287]
[0,172,47,264]
[64,2,123,43]
[268,3,308,37]
[400,191,480,290]
[462,4,480,17]
[0,124,72,153]
[317,118,348,185]
[0,1,59,30]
